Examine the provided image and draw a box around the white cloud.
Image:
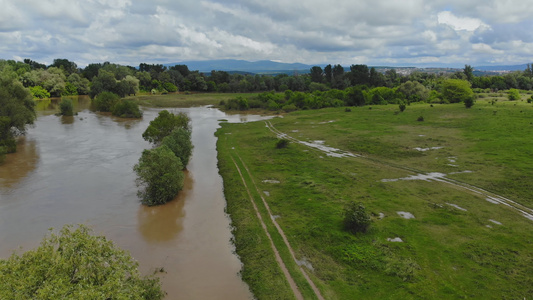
[0,0,530,67]
[437,11,488,31]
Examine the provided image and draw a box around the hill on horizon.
[163,59,531,74]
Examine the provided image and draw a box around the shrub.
[162,82,178,93]
[417,116,424,122]
[282,104,298,112]
[59,99,74,116]
[464,96,475,108]
[93,91,120,112]
[528,96,532,103]
[508,88,520,101]
[276,139,289,149]
[160,128,193,169]
[399,102,406,112]
[112,100,142,118]
[134,145,184,206]
[142,110,191,145]
[29,86,50,99]
[0,224,163,299]
[342,201,371,233]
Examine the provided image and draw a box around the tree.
[350,64,370,86]
[0,224,163,299]
[463,64,474,82]
[324,64,332,84]
[397,81,429,102]
[142,110,191,145]
[310,66,323,83]
[89,70,117,99]
[112,100,142,118]
[50,58,78,76]
[342,201,371,233]
[0,67,36,153]
[59,99,74,116]
[161,128,193,169]
[29,86,50,99]
[134,145,184,206]
[93,91,120,112]
[440,79,474,104]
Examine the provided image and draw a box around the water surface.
[0,98,266,299]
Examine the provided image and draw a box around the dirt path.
[265,121,533,222]
[230,155,304,300]
[231,152,325,300]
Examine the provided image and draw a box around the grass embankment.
[216,99,533,299]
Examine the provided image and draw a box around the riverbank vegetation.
[134,110,193,206]
[2,57,533,160]
[216,98,533,299]
[0,224,163,299]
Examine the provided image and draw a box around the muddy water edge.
[0,96,268,299]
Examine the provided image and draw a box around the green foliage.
[93,91,120,112]
[134,145,184,206]
[464,96,475,108]
[275,138,289,149]
[162,82,178,92]
[112,100,142,118]
[62,81,78,96]
[59,99,74,116]
[441,79,475,104]
[417,116,425,122]
[29,85,50,99]
[528,95,533,103]
[342,201,371,233]
[399,102,406,112]
[142,110,191,145]
[0,224,164,299]
[508,88,520,100]
[0,70,36,153]
[160,128,193,169]
[282,104,298,112]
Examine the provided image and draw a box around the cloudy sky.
[1,0,532,67]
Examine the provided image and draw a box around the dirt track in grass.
[230,153,325,300]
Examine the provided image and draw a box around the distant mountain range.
[163,59,530,74]
[164,59,314,74]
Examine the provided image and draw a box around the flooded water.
[0,97,267,299]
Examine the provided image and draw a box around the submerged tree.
[142,110,191,145]
[0,66,36,154]
[160,128,193,169]
[134,145,184,206]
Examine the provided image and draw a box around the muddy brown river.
[0,97,266,299]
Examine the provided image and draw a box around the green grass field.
[216,98,533,299]
[127,92,260,108]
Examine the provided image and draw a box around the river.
[0,96,265,299]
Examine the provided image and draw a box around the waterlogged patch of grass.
[216,100,533,299]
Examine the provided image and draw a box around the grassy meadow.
[216,97,533,299]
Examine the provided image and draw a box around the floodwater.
[0,96,267,299]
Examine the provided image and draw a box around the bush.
[508,88,520,101]
[162,82,178,93]
[0,224,163,299]
[282,104,298,112]
[527,96,532,103]
[142,110,191,145]
[59,99,74,116]
[399,102,406,112]
[112,100,142,118]
[134,145,184,206]
[464,96,475,108]
[29,85,50,99]
[93,91,120,112]
[417,116,424,122]
[160,128,193,169]
[276,139,289,149]
[342,201,371,233]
